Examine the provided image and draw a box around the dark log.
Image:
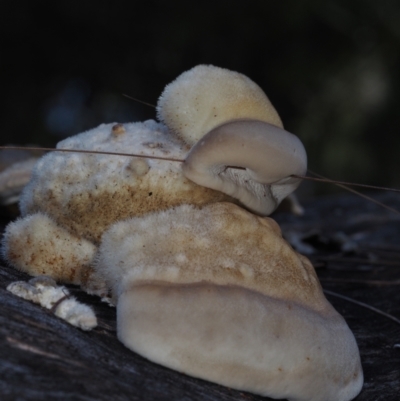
[1,192,399,400]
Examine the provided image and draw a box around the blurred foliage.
[1,0,400,196]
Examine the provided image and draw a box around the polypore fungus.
[1,65,363,400]
[157,65,307,215]
[2,66,304,287]
[183,119,306,215]
[157,64,283,145]
[2,213,96,284]
[96,202,363,401]
[18,120,229,244]
[2,120,231,290]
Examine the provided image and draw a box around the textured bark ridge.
[1,192,399,401]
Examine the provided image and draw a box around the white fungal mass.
[7,276,97,331]
[1,65,363,401]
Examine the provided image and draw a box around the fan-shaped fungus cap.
[96,202,363,401]
[183,119,307,215]
[157,65,307,215]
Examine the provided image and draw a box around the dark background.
[2,0,400,196]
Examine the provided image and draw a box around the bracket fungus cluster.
[1,65,363,401]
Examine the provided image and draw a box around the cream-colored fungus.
[96,202,363,401]
[1,65,363,401]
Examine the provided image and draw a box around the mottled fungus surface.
[1,65,363,401]
[96,202,363,401]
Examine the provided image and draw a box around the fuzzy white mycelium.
[7,276,97,331]
[1,65,363,401]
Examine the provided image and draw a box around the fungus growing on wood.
[1,213,100,292]
[183,119,306,215]
[96,202,363,401]
[157,65,306,215]
[1,65,363,400]
[7,276,97,331]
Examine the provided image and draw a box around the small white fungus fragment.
[7,276,97,331]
